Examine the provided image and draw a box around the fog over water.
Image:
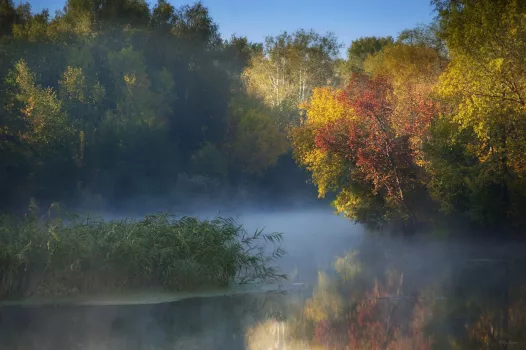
[98,205,366,286]
[230,209,365,284]
[2,205,526,349]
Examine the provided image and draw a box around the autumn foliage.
[2,0,526,232]
[293,71,438,227]
[289,0,526,231]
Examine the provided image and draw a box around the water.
[1,209,526,349]
[0,293,299,349]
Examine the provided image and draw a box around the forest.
[1,0,525,235]
[0,0,317,215]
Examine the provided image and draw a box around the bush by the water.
[0,204,286,298]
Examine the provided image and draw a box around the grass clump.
[0,204,286,298]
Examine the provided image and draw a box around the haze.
[1,0,526,349]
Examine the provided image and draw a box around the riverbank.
[0,282,307,306]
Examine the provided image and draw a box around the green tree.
[339,36,394,81]
[221,35,262,80]
[7,60,73,148]
[397,21,448,58]
[64,0,150,27]
[243,29,341,126]
[225,94,289,175]
[0,0,16,37]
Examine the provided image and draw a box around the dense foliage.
[0,203,285,298]
[1,0,526,234]
[290,0,526,233]
[0,0,314,213]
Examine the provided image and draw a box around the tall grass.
[0,204,286,298]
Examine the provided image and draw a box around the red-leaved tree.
[314,73,419,219]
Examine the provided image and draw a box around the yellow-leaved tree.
[290,87,353,198]
[290,86,391,227]
[429,0,526,224]
[364,43,445,168]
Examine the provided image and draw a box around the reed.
[0,204,286,298]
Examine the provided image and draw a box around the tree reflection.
[244,242,526,350]
[304,261,434,349]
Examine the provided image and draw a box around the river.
[1,209,525,349]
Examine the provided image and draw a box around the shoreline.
[0,283,306,307]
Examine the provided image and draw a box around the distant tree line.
[0,0,319,212]
[1,0,525,234]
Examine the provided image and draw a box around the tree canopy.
[289,0,526,233]
[1,0,526,234]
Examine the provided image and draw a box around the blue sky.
[27,0,436,57]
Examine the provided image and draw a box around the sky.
[26,0,436,57]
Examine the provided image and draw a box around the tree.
[290,87,354,198]
[225,94,289,175]
[291,72,437,228]
[2,59,80,206]
[338,36,394,83]
[0,0,316,211]
[364,43,444,165]
[397,21,448,58]
[0,0,16,37]
[58,65,104,173]
[324,75,416,217]
[243,29,341,127]
[64,0,150,27]
[150,0,175,29]
[12,7,51,42]
[429,0,526,225]
[171,1,221,50]
[220,35,262,80]
[6,60,73,148]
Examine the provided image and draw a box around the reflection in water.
[245,237,526,350]
[2,229,526,349]
[289,239,526,350]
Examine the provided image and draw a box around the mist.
[3,203,526,349]
[2,0,526,348]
